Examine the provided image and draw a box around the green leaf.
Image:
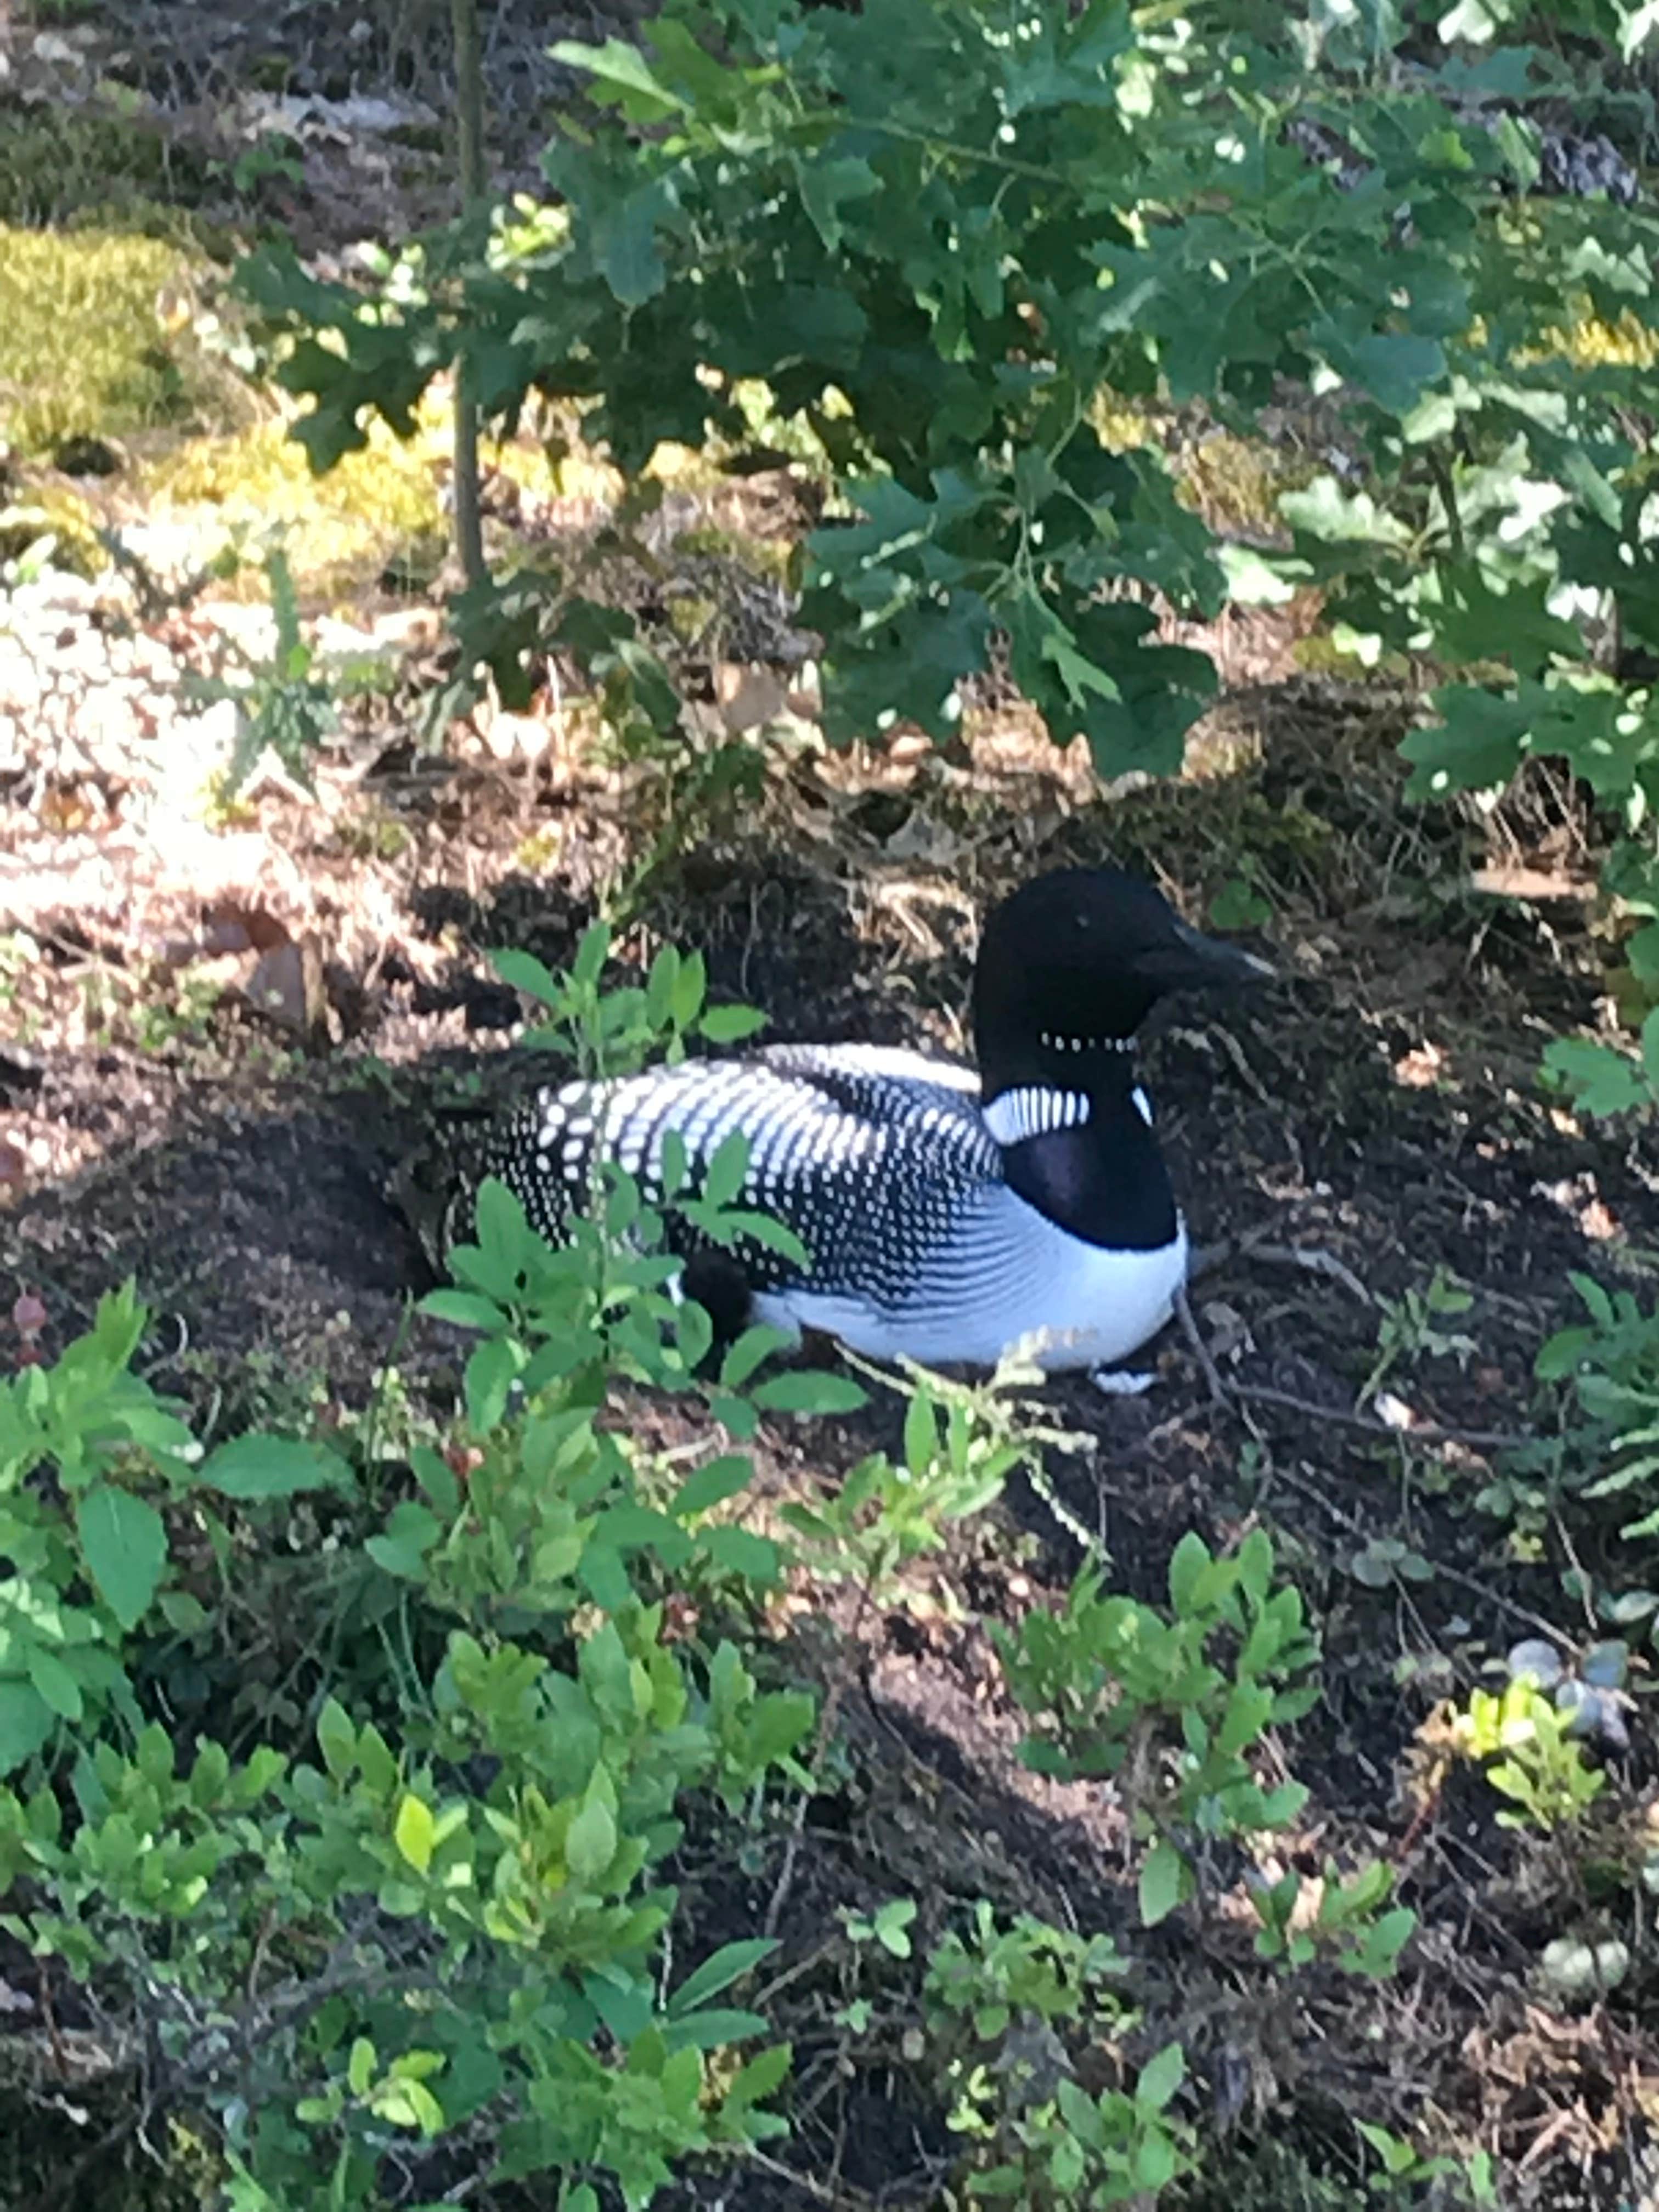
[797,153,880,252]
[904,1387,938,1477]
[669,948,707,1030]
[197,1435,353,1499]
[699,1003,769,1045]
[672,1454,755,1518]
[1280,477,1413,550]
[1314,325,1446,415]
[394,1793,437,1874]
[1136,2040,1185,2111]
[490,947,563,1007]
[702,1131,752,1211]
[697,1525,781,1585]
[1166,1530,1210,1616]
[550,35,686,120]
[664,2005,769,2050]
[0,1681,55,1771]
[1401,686,1531,800]
[1425,567,1587,679]
[465,1336,523,1434]
[719,1325,790,1391]
[1543,1039,1655,1119]
[668,1938,778,2016]
[77,1485,167,1630]
[25,1646,83,1722]
[409,1445,460,1517]
[723,2041,792,2117]
[1138,1838,1186,1927]
[317,1699,357,1780]
[565,1792,618,1884]
[419,1290,508,1333]
[596,180,676,309]
[716,1210,811,1269]
[367,1500,442,1580]
[751,1372,867,1415]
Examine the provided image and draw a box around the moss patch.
[0,485,105,577]
[142,414,449,598]
[0,225,221,457]
[1176,430,1314,535]
[0,105,217,231]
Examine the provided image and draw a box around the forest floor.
[3,4,1659,2209]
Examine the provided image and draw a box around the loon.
[456,868,1271,1373]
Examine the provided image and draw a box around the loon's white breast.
[752,1193,1190,1372]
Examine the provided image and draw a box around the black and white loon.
[461,868,1271,1373]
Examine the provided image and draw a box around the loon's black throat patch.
[998,1097,1177,1251]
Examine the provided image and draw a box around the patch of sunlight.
[1177,432,1316,534]
[0,485,105,577]
[1089,388,1156,453]
[1532,307,1659,370]
[142,405,449,597]
[0,225,218,455]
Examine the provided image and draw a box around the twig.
[36,1957,65,2080]
[449,0,488,593]
[747,2145,863,2207]
[1232,1381,1528,1452]
[1237,1238,1375,1308]
[1175,1286,1229,1409]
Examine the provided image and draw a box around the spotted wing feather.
[462,1046,1001,1301]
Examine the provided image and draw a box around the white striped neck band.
[1036,1033,1136,1055]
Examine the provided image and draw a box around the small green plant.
[227,135,306,197]
[1209,866,1274,932]
[129,962,223,1054]
[1354,2121,1497,2207]
[781,1356,1073,1599]
[964,2044,1192,2207]
[996,1530,1322,1927]
[184,545,382,792]
[1543,1007,1659,1125]
[1249,1860,1415,1979]
[1360,1268,1476,1410]
[0,939,877,2207]
[843,1895,918,1958]
[1450,1679,1606,1832]
[0,1283,349,1771]
[916,1902,1141,2194]
[924,1903,1127,2044]
[1536,1274,1659,1541]
[1481,1279,1659,1622]
[918,1906,1145,2201]
[494,917,768,1079]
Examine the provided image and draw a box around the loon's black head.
[970,866,1272,1084]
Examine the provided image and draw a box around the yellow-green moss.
[664,592,719,644]
[1536,305,1659,370]
[143,415,448,597]
[1089,387,1156,453]
[0,485,105,576]
[1176,431,1313,534]
[0,225,222,456]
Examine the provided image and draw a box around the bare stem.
[450,0,488,593]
